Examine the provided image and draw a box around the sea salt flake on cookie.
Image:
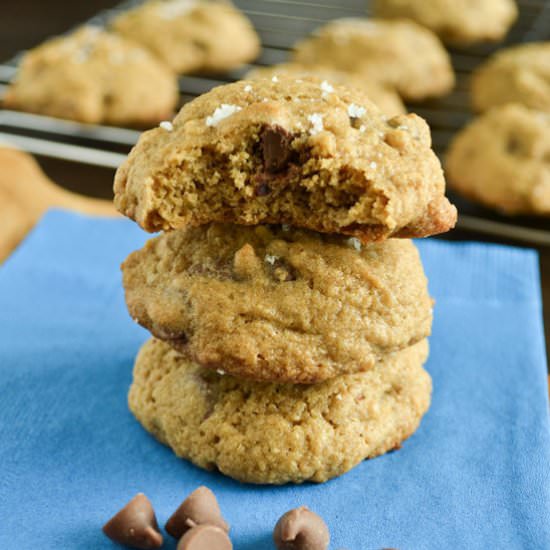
[206,104,242,127]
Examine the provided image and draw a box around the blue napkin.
[0,210,549,550]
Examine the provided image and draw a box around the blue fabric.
[0,210,549,550]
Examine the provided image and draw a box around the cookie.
[129,338,432,484]
[114,77,456,241]
[121,223,433,383]
[3,27,178,126]
[446,104,550,215]
[472,42,550,114]
[0,147,117,263]
[245,63,406,116]
[291,18,454,101]
[111,0,260,74]
[373,0,517,47]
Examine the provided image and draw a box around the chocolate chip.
[177,524,233,550]
[166,486,229,539]
[273,506,330,550]
[261,125,293,173]
[102,493,163,550]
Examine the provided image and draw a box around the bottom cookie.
[129,338,432,485]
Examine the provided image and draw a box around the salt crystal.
[271,76,279,82]
[206,104,242,127]
[157,0,197,19]
[320,80,334,97]
[348,103,366,119]
[307,113,324,135]
[160,121,174,132]
[370,161,377,169]
[265,254,278,265]
[244,84,252,92]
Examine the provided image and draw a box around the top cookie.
[111,0,260,74]
[3,27,178,126]
[246,63,406,117]
[373,0,518,47]
[114,77,456,241]
[472,42,550,113]
[291,18,455,101]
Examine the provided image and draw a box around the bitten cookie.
[373,0,517,47]
[111,0,260,74]
[446,104,550,215]
[129,338,432,484]
[114,77,456,240]
[122,224,433,383]
[246,63,406,116]
[291,19,454,101]
[3,26,178,126]
[472,42,550,113]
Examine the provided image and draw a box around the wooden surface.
[0,0,549,370]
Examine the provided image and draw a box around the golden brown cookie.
[114,77,456,241]
[245,63,406,116]
[291,18,454,101]
[373,0,517,47]
[0,147,117,263]
[446,104,550,215]
[111,0,260,74]
[129,338,432,484]
[471,42,550,114]
[121,224,433,383]
[3,26,178,126]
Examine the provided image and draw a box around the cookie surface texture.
[129,338,432,484]
[3,26,178,126]
[446,104,550,215]
[114,77,456,240]
[122,224,433,383]
[472,42,550,114]
[373,0,518,46]
[291,18,454,101]
[111,0,260,73]
[246,63,406,117]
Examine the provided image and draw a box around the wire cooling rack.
[1,0,550,244]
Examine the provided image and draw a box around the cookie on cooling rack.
[111,0,260,74]
[129,338,432,484]
[114,77,456,240]
[121,223,433,383]
[3,26,178,126]
[446,104,550,215]
[373,0,518,47]
[472,42,550,113]
[291,18,455,101]
[246,63,406,116]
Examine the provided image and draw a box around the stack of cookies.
[115,77,457,485]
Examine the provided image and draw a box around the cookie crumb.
[206,104,242,127]
[160,121,174,132]
[307,113,324,135]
